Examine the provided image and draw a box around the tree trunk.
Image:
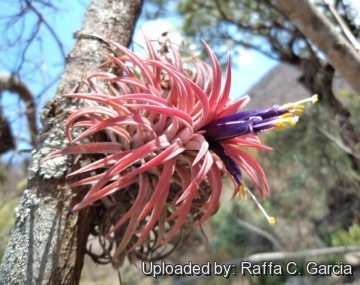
[273,0,360,95]
[0,1,143,284]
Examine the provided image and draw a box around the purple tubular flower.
[205,104,286,124]
[203,95,318,187]
[202,105,289,141]
[202,96,318,142]
[203,116,268,141]
[208,141,242,184]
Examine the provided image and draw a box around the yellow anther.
[281,113,292,118]
[293,109,303,116]
[274,122,286,129]
[288,116,299,126]
[294,104,305,109]
[239,182,247,202]
[312,94,318,104]
[286,104,304,113]
[269,217,275,226]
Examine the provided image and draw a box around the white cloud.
[238,48,254,67]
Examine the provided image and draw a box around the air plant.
[44,37,317,264]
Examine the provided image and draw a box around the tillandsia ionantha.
[44,36,317,264]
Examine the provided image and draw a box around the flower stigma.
[281,94,318,115]
[240,182,275,226]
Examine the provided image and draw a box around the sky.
[0,1,88,159]
[1,0,359,161]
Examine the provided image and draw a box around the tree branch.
[236,219,283,251]
[24,0,67,60]
[0,0,143,284]
[272,0,360,95]
[323,0,360,51]
[0,72,38,148]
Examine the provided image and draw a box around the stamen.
[292,109,303,116]
[238,182,247,202]
[242,184,275,225]
[274,122,286,129]
[294,104,305,109]
[256,116,299,130]
[288,116,299,126]
[285,105,304,112]
[282,94,318,110]
[281,113,292,118]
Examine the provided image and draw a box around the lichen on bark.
[0,1,143,284]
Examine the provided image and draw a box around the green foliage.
[331,224,360,247]
[211,203,251,258]
[0,170,6,185]
[261,101,358,219]
[336,89,360,134]
[0,197,20,260]
[210,198,276,258]
[328,223,360,265]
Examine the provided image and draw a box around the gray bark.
[273,0,360,95]
[0,0,143,284]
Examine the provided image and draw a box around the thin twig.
[236,219,282,251]
[318,127,360,159]
[24,0,67,60]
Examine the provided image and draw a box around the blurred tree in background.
[143,0,360,283]
[145,0,360,171]
[143,0,360,214]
